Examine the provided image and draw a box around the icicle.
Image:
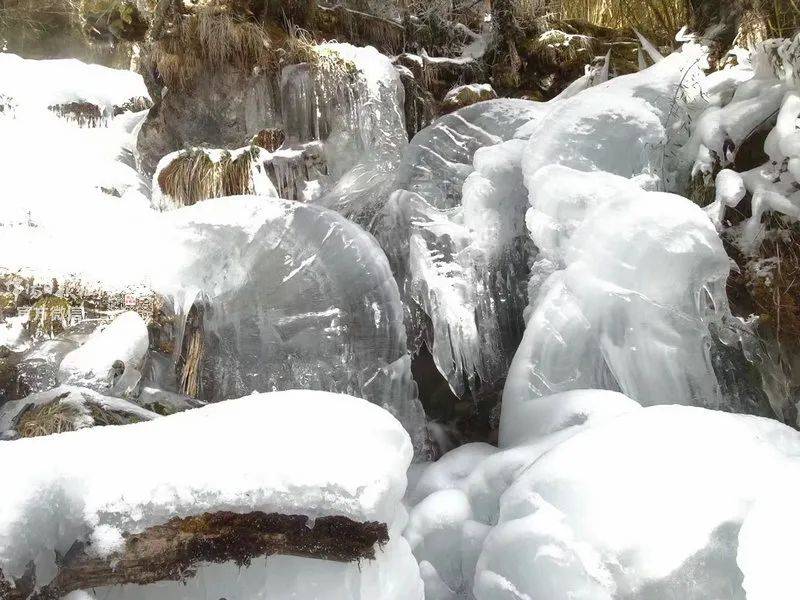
[675,26,696,43]
[637,48,649,71]
[634,28,665,63]
[596,50,611,84]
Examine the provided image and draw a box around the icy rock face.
[142,41,406,199]
[406,392,800,600]
[0,391,422,598]
[0,197,427,451]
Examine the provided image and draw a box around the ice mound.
[477,406,800,600]
[406,390,800,600]
[502,166,733,426]
[354,76,611,401]
[0,391,414,587]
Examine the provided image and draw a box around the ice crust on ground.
[0,391,413,584]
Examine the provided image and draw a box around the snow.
[737,476,800,600]
[479,406,800,599]
[0,390,413,583]
[0,53,149,114]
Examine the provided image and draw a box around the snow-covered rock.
[441,84,497,113]
[58,311,148,395]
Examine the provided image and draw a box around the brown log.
[0,511,388,600]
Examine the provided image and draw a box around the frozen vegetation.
[3,10,800,600]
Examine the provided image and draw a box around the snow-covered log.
[0,391,417,598]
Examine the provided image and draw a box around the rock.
[440,83,497,113]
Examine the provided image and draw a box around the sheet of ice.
[0,390,413,584]
[285,43,408,217]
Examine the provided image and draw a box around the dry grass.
[15,398,80,438]
[15,397,146,438]
[546,0,689,42]
[151,6,355,92]
[536,0,799,45]
[753,0,800,38]
[157,147,260,207]
[152,6,276,90]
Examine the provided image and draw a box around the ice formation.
[498,44,781,427]
[0,53,427,452]
[0,390,423,599]
[406,391,800,599]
